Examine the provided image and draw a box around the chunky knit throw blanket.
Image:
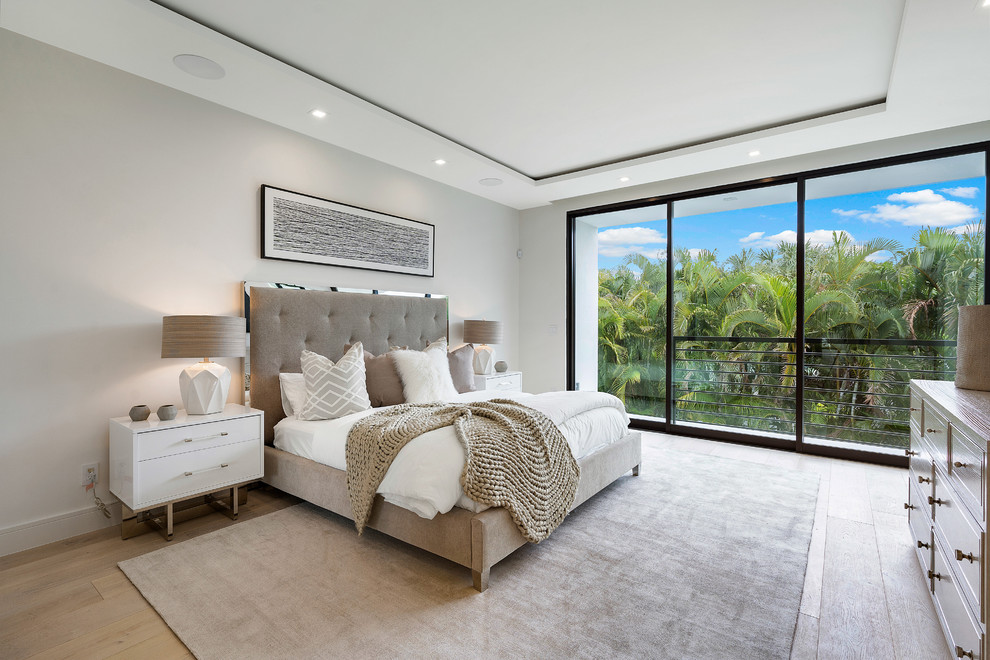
[345,399,580,543]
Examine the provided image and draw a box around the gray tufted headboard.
[249,286,448,442]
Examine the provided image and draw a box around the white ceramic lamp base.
[179,361,230,414]
[473,345,495,375]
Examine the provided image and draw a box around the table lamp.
[463,319,504,375]
[161,315,246,414]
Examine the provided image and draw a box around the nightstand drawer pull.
[183,432,229,443]
[955,646,974,659]
[955,549,977,564]
[183,463,229,477]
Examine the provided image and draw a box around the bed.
[249,285,641,591]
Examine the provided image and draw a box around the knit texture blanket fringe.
[345,399,580,543]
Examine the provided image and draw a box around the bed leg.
[632,464,640,476]
[472,568,490,592]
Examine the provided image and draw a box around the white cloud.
[597,227,665,246]
[861,199,979,227]
[598,244,666,259]
[832,209,862,217]
[865,252,893,263]
[941,186,979,199]
[737,229,853,250]
[886,189,945,204]
[950,223,984,235]
[686,248,706,259]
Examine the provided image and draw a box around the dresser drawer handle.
[928,569,944,581]
[917,540,930,549]
[904,502,916,510]
[183,432,228,443]
[183,463,229,477]
[910,407,920,412]
[928,496,945,507]
[955,646,974,659]
[905,450,919,457]
[917,475,931,484]
[953,460,971,469]
[926,427,940,434]
[955,549,978,564]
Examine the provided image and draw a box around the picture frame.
[261,185,435,277]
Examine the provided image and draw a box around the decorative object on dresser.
[463,319,504,375]
[474,370,522,393]
[109,404,263,541]
[128,404,151,422]
[907,379,989,659]
[494,360,508,373]
[261,185,435,277]
[161,315,246,415]
[955,305,990,391]
[156,404,178,421]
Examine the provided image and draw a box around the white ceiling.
[2,0,989,210]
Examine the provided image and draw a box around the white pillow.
[392,340,459,403]
[296,343,372,421]
[278,373,307,417]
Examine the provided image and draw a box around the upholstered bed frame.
[249,286,642,591]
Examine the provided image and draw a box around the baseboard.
[0,502,122,557]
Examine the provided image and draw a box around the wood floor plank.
[827,460,874,524]
[817,517,896,659]
[790,613,819,660]
[865,465,909,519]
[799,477,829,619]
[107,629,192,660]
[873,511,952,660]
[27,608,167,660]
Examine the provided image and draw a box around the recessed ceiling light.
[433,159,447,166]
[479,178,503,187]
[748,150,761,158]
[619,176,630,183]
[172,54,225,80]
[310,109,327,119]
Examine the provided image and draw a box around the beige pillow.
[365,351,405,407]
[448,343,476,393]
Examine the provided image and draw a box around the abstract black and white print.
[262,186,435,276]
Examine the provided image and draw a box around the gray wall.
[0,30,520,553]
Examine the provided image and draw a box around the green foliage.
[598,225,985,448]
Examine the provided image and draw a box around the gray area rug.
[119,443,819,659]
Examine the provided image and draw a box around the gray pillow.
[365,350,406,407]
[448,343,476,393]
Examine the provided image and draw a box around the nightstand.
[109,404,263,540]
[474,371,522,393]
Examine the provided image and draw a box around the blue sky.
[597,176,986,270]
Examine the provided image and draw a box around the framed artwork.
[261,185,435,277]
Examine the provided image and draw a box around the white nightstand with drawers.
[474,371,522,393]
[109,404,263,541]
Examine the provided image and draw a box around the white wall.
[572,219,598,391]
[0,30,520,555]
[519,122,990,393]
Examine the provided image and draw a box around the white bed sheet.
[273,390,629,519]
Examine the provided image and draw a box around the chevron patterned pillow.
[296,343,371,421]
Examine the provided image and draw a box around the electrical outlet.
[81,462,99,486]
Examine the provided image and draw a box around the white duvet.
[274,390,630,519]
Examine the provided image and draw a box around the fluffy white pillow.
[278,373,307,417]
[296,343,372,420]
[392,340,459,403]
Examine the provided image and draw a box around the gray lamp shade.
[161,315,246,359]
[955,305,990,391]
[463,320,504,345]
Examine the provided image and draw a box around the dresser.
[908,380,990,660]
[110,404,263,540]
[474,370,522,393]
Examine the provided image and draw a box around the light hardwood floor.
[0,433,950,659]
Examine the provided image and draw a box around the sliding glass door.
[569,143,988,461]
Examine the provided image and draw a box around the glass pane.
[804,152,986,451]
[575,205,668,419]
[671,184,798,439]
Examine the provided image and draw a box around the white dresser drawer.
[135,440,261,509]
[911,391,924,432]
[932,545,984,660]
[909,480,934,576]
[951,423,986,520]
[925,406,950,472]
[934,488,984,618]
[137,415,260,461]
